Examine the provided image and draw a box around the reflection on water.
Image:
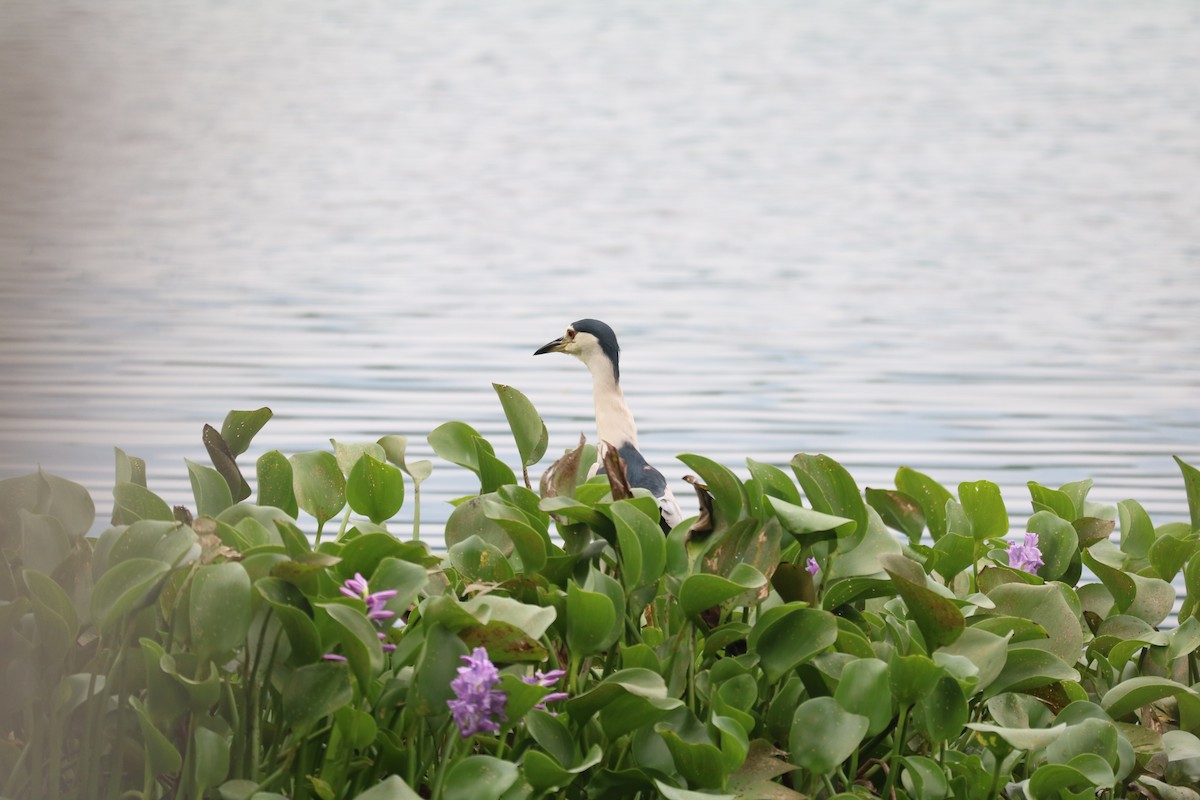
[1,2,1198,579]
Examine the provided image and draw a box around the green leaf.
[194,724,231,793]
[19,510,72,576]
[834,658,892,736]
[220,407,273,457]
[1028,481,1077,521]
[1028,755,1114,798]
[257,450,298,518]
[493,383,549,469]
[1136,777,1200,800]
[1176,456,1200,532]
[959,481,1008,540]
[319,602,384,691]
[678,563,767,618]
[186,458,235,518]
[1118,499,1155,559]
[130,696,183,775]
[202,424,251,503]
[987,583,1083,664]
[767,496,854,539]
[1150,530,1196,583]
[443,756,519,800]
[477,438,518,494]
[791,454,867,545]
[428,422,490,473]
[565,668,680,725]
[352,776,423,800]
[612,500,666,592]
[866,487,927,543]
[880,553,964,650]
[1027,511,1078,581]
[789,696,868,773]
[347,454,405,524]
[653,782,735,800]
[449,536,515,583]
[331,440,387,477]
[659,722,727,790]
[895,467,953,541]
[678,453,747,525]
[566,581,616,657]
[749,604,838,683]
[39,469,96,537]
[747,458,803,507]
[255,578,322,664]
[289,450,346,526]
[1102,677,1200,722]
[91,557,171,633]
[282,661,354,730]
[889,652,944,708]
[930,531,976,582]
[189,562,252,661]
[917,675,968,743]
[378,435,434,482]
[984,648,1080,697]
[113,482,175,522]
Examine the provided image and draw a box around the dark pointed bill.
[534,337,568,355]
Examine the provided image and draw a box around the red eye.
[567,330,576,339]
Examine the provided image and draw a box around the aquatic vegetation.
[2,383,1200,799]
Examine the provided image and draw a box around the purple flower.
[806,557,820,576]
[447,647,507,737]
[522,668,568,710]
[334,573,403,659]
[340,572,371,600]
[323,653,348,663]
[1008,532,1045,574]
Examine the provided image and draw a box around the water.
[2,2,1199,571]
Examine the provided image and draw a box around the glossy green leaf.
[428,422,490,473]
[612,500,666,590]
[281,660,354,730]
[347,453,405,524]
[478,438,519,494]
[189,562,251,661]
[219,407,272,457]
[256,450,298,518]
[917,675,968,743]
[1136,776,1200,800]
[1149,530,1196,583]
[749,605,838,683]
[678,453,747,525]
[866,487,927,543]
[319,601,384,691]
[131,696,183,776]
[880,553,964,650]
[1102,677,1200,722]
[1028,481,1076,521]
[767,495,854,539]
[679,563,767,618]
[900,756,950,800]
[1028,754,1114,798]
[1127,572,1177,626]
[91,557,171,633]
[889,652,944,708]
[443,756,519,800]
[987,583,1082,664]
[930,531,976,582]
[113,481,175,522]
[377,435,433,482]
[1027,511,1078,581]
[565,668,679,724]
[331,440,387,477]
[493,383,549,469]
[38,469,96,537]
[959,480,1008,540]
[256,578,322,664]
[289,450,346,526]
[194,724,231,793]
[352,775,423,800]
[1118,498,1155,559]
[789,696,868,773]
[834,657,892,735]
[747,458,803,507]
[984,647,1080,697]
[186,458,235,518]
[791,454,867,545]
[566,581,616,657]
[1176,456,1200,532]
[895,466,953,541]
[202,424,251,502]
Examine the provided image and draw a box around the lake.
[1,1,1198,595]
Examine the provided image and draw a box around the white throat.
[583,356,639,451]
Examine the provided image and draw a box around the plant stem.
[881,705,909,800]
[985,752,1005,800]
[412,481,422,541]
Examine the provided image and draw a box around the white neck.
[584,357,639,450]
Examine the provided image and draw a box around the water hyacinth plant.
[1,385,1200,799]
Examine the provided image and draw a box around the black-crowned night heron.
[535,319,685,532]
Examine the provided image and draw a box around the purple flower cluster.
[522,668,568,712]
[1007,532,1045,574]
[323,572,400,662]
[806,557,820,576]
[448,647,508,737]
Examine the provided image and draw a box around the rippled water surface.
[2,2,1199,561]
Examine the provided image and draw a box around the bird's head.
[534,318,621,381]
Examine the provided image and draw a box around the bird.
[534,318,684,533]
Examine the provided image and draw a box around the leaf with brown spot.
[602,444,633,502]
[202,424,251,502]
[685,475,715,537]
